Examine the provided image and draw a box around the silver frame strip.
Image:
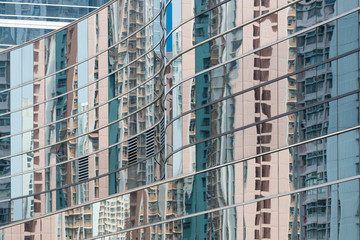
[0,119,165,203]
[165,5,360,96]
[0,8,357,161]
[164,0,303,67]
[0,124,359,230]
[0,91,164,161]
[86,174,360,239]
[166,47,360,129]
[0,0,293,95]
[0,30,358,181]
[0,87,358,201]
[0,3,354,141]
[0,36,164,140]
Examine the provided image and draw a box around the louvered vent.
[145,128,155,157]
[128,137,137,165]
[78,157,89,182]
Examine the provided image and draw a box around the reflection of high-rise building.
[0,0,359,239]
[292,1,360,240]
[98,196,128,239]
[287,3,300,240]
[293,2,336,239]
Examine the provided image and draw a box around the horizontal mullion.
[0,42,164,144]
[165,0,231,40]
[165,5,360,98]
[0,0,165,94]
[0,124,358,230]
[0,80,164,182]
[0,93,163,162]
[166,88,360,162]
[0,26,164,123]
[0,149,164,205]
[85,175,360,239]
[165,0,303,69]
[0,118,164,185]
[166,47,360,129]
[2,118,354,205]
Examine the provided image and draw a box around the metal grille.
[78,157,89,182]
[128,137,137,165]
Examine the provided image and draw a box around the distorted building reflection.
[0,0,359,239]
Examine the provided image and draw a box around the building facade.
[0,0,359,239]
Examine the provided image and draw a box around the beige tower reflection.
[286,3,300,239]
[241,0,291,239]
[164,0,291,238]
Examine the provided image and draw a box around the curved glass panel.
[0,0,359,240]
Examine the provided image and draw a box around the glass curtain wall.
[0,0,358,239]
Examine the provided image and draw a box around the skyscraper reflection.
[0,0,359,239]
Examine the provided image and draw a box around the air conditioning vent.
[128,137,137,165]
[78,156,88,182]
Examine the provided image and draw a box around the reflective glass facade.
[0,0,109,48]
[0,0,359,239]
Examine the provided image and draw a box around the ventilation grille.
[146,128,155,157]
[78,157,89,182]
[128,137,137,165]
